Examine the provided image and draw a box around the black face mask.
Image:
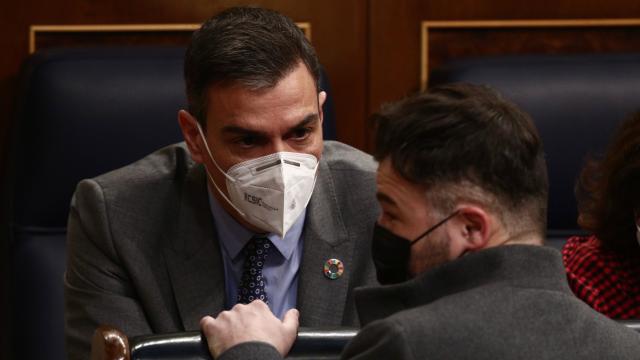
[371,211,459,285]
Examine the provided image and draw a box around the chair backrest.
[430,53,640,248]
[6,46,337,360]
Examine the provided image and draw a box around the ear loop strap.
[409,210,460,247]
[195,123,246,217]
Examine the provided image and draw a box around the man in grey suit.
[201,83,640,359]
[64,7,378,360]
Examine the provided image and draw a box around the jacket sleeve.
[218,342,283,360]
[341,319,415,360]
[65,179,152,360]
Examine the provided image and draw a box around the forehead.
[204,63,318,134]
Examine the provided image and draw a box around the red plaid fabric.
[562,235,640,319]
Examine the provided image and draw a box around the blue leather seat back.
[9,47,188,360]
[10,231,67,360]
[7,46,337,360]
[13,47,187,228]
[430,54,640,245]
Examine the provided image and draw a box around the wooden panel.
[368,0,640,127]
[29,23,311,53]
[421,19,640,89]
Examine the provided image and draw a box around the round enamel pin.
[323,258,344,280]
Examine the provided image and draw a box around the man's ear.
[178,109,205,163]
[317,91,326,125]
[453,205,491,254]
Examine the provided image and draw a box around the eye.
[379,210,398,227]
[235,135,260,148]
[291,127,312,140]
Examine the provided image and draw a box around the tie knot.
[244,236,271,258]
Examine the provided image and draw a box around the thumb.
[282,308,300,334]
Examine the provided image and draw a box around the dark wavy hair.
[184,6,320,127]
[576,112,640,252]
[373,83,549,234]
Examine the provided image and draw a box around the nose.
[270,139,294,154]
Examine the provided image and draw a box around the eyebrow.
[221,113,320,137]
[376,192,397,208]
[294,113,319,129]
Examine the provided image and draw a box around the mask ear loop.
[409,210,460,247]
[195,123,246,217]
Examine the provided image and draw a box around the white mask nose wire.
[195,122,246,217]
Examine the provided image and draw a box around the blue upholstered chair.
[6,46,337,360]
[430,53,640,249]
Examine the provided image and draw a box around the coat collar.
[162,164,226,330]
[295,157,355,326]
[354,245,570,326]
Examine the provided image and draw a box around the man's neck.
[498,228,544,247]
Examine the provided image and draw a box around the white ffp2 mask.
[196,124,319,237]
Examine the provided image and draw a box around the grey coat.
[64,141,379,360]
[344,245,640,359]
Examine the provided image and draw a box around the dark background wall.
[2,1,640,358]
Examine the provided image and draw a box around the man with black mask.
[199,83,640,359]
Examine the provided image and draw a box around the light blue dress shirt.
[207,188,305,319]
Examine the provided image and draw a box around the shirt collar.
[207,187,305,261]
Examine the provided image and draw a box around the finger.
[251,299,269,309]
[282,308,300,333]
[278,309,300,356]
[199,316,219,355]
[231,302,246,311]
[200,316,215,331]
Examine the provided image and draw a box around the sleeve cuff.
[217,341,282,360]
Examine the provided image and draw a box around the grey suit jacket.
[64,140,379,360]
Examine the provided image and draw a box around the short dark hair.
[576,112,640,252]
[373,83,548,232]
[184,6,320,127]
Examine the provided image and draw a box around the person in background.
[563,112,640,319]
[200,84,640,360]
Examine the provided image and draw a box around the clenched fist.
[200,300,299,358]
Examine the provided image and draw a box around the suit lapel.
[297,159,353,326]
[163,165,226,331]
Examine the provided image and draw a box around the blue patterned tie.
[237,236,271,304]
